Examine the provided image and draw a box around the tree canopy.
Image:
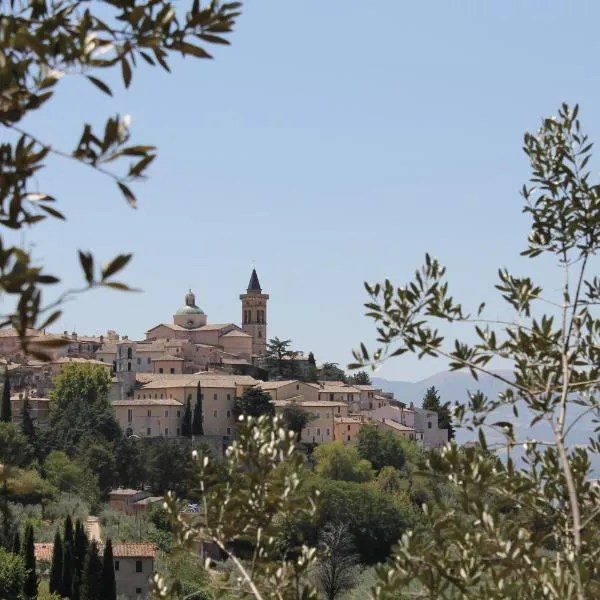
[233,387,275,420]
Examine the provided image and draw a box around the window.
[164,428,168,436]
[347,424,350,431]
[226,427,231,435]
[213,393,217,400]
[127,361,131,371]
[176,410,181,418]
[135,560,143,573]
[306,428,310,435]
[329,393,334,401]
[296,384,299,390]
[226,410,231,418]
[146,428,151,435]
[137,394,140,400]
[428,422,432,429]
[136,589,142,596]
[161,394,164,399]
[213,410,218,418]
[164,409,169,417]
[128,409,132,423]
[127,347,132,359]
[258,330,262,338]
[317,428,321,436]
[227,393,231,401]
[337,406,341,413]
[159,368,164,374]
[147,357,151,364]
[143,394,146,399]
[137,357,141,365]
[176,427,180,436]
[170,368,175,374]
[347,435,351,441]
[326,428,330,436]
[154,394,157,399]
[114,560,120,571]
[147,410,151,417]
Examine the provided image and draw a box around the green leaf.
[171,41,212,59]
[86,75,113,96]
[121,56,132,88]
[101,253,132,280]
[103,281,139,292]
[78,251,94,284]
[118,182,137,208]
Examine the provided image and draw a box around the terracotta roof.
[273,399,347,408]
[376,418,414,432]
[112,543,156,558]
[223,330,251,338]
[354,384,382,391]
[34,542,53,562]
[318,384,361,394]
[133,496,163,506]
[0,327,40,338]
[146,323,236,333]
[221,358,250,365]
[114,398,183,406]
[154,354,184,361]
[52,357,109,367]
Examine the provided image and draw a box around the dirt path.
[85,516,101,542]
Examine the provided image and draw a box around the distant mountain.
[373,370,599,474]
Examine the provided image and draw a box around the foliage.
[233,387,275,420]
[313,442,373,483]
[113,436,148,491]
[21,397,36,445]
[319,362,347,383]
[76,440,116,497]
[308,478,415,565]
[192,384,204,436]
[0,0,241,354]
[162,551,211,600]
[23,523,37,600]
[101,539,116,600]
[0,423,34,467]
[313,522,360,600]
[421,385,455,440]
[80,539,102,600]
[155,415,318,600]
[265,337,298,377]
[356,424,405,473]
[182,395,193,438]
[1,376,11,423]
[44,452,85,494]
[0,546,25,600]
[6,469,56,506]
[49,364,120,453]
[281,404,311,442]
[49,530,62,596]
[351,104,600,599]
[308,352,316,368]
[348,370,371,386]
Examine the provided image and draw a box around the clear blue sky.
[16,1,600,382]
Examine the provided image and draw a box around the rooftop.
[111,543,157,558]
[114,398,183,406]
[109,488,141,496]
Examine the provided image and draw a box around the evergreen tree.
[49,531,63,595]
[11,530,20,555]
[23,524,37,600]
[182,395,192,437]
[62,538,74,599]
[1,375,11,423]
[74,520,88,579]
[192,383,203,435]
[308,351,316,367]
[21,396,35,444]
[421,386,455,440]
[63,516,74,547]
[80,539,102,600]
[101,539,116,600]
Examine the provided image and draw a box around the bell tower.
[240,269,269,356]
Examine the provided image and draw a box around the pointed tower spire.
[247,268,262,293]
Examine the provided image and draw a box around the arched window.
[127,361,131,372]
[258,330,262,338]
[127,347,132,359]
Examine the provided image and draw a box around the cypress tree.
[1,373,11,422]
[181,395,192,437]
[192,382,204,435]
[74,520,88,578]
[62,539,74,599]
[80,539,102,600]
[11,530,20,555]
[49,531,63,595]
[21,396,35,444]
[101,539,116,600]
[64,515,74,547]
[23,524,37,600]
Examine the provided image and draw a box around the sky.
[12,1,600,382]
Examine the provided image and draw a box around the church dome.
[176,289,204,315]
[175,304,204,316]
